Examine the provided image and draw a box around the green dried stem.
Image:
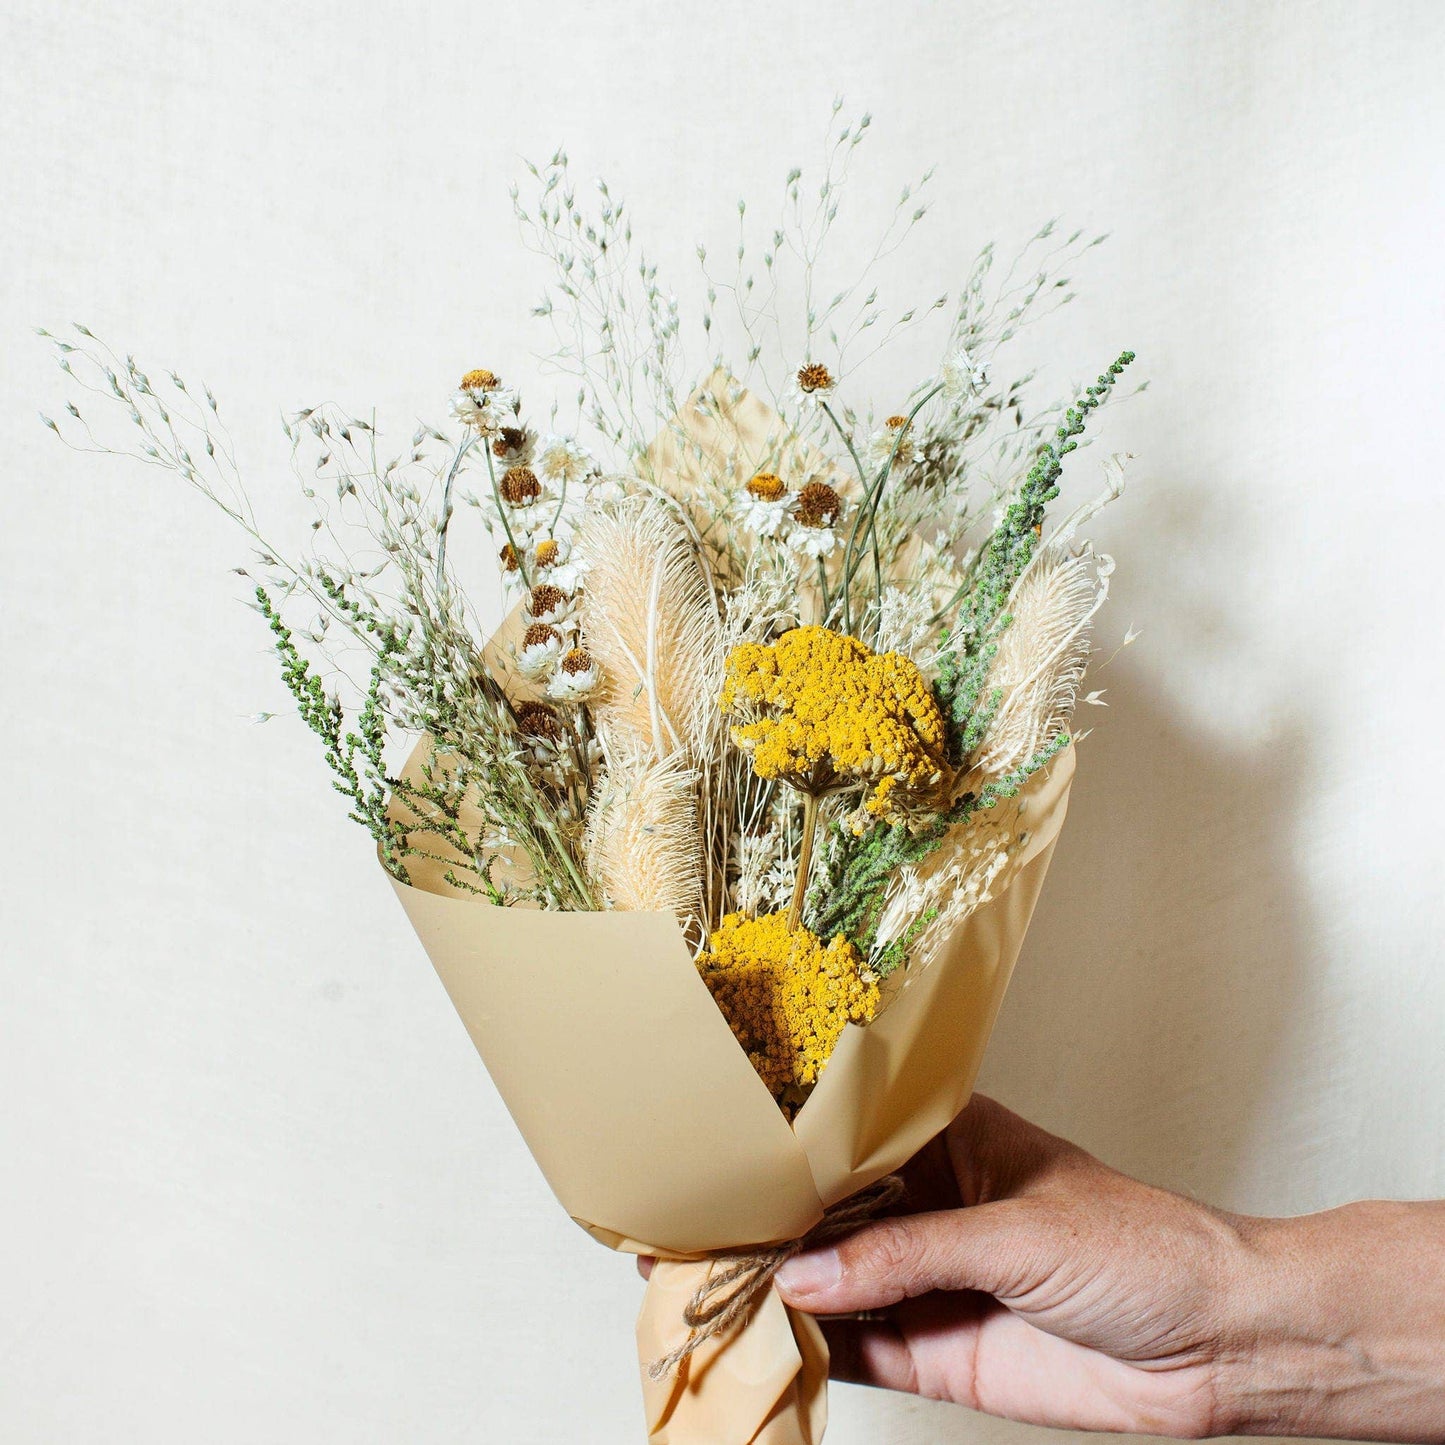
[806,732,1071,952]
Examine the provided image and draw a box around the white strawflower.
[490,423,536,467]
[787,524,842,561]
[495,464,553,535]
[864,414,918,471]
[546,647,600,702]
[739,472,791,538]
[450,368,519,437]
[525,580,579,628]
[940,347,989,401]
[537,434,596,488]
[517,622,564,680]
[791,361,837,409]
[787,479,846,558]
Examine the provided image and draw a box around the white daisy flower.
[788,524,842,560]
[489,423,536,467]
[494,464,554,535]
[532,535,571,573]
[940,347,989,402]
[739,472,791,537]
[864,415,918,472]
[536,534,590,593]
[525,580,579,628]
[536,434,597,488]
[546,647,600,702]
[516,622,564,680]
[450,369,519,437]
[787,479,847,559]
[791,361,837,410]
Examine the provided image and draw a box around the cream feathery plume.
[576,495,725,763]
[966,540,1111,782]
[583,735,706,946]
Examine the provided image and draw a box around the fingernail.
[776,1248,842,1298]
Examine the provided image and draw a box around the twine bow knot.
[647,1174,906,1381]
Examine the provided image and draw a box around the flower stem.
[787,791,821,932]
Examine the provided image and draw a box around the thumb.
[775,1202,1051,1315]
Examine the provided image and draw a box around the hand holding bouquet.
[43,114,1138,1443]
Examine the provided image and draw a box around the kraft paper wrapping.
[384,375,1076,1442]
[389,748,1071,1443]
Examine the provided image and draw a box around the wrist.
[1211,1201,1445,1441]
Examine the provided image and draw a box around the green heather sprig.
[935,350,1135,761]
[806,731,1071,953]
[257,585,411,881]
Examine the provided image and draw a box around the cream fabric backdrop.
[4,2,1443,1441]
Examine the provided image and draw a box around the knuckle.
[844,1217,921,1287]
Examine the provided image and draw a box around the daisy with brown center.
[794,362,836,402]
[787,480,847,559]
[545,647,600,703]
[498,465,542,507]
[517,621,564,680]
[495,463,553,537]
[865,413,918,471]
[492,425,536,466]
[739,472,791,537]
[449,367,518,436]
[526,581,578,628]
[531,534,585,591]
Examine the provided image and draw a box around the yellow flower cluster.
[697,910,879,1097]
[719,625,952,821]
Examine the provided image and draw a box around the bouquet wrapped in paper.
[44,117,1137,1443]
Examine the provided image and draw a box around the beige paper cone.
[389,745,1071,1443]
[386,374,1077,1442]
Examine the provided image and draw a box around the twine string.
[647,1174,906,1381]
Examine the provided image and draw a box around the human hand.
[766,1095,1445,1440]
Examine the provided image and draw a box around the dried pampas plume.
[577,496,725,763]
[583,740,705,946]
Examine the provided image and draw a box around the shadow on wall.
[978,648,1314,1208]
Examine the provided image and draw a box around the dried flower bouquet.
[43,111,1138,1444]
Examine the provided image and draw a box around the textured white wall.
[4,3,1444,1442]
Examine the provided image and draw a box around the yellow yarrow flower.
[697,910,879,1097]
[719,625,952,822]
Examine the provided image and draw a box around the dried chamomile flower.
[787,480,846,560]
[518,622,564,680]
[546,647,600,702]
[740,472,791,538]
[536,434,597,488]
[527,582,578,628]
[793,362,836,405]
[450,368,519,435]
[492,425,536,466]
[864,414,917,471]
